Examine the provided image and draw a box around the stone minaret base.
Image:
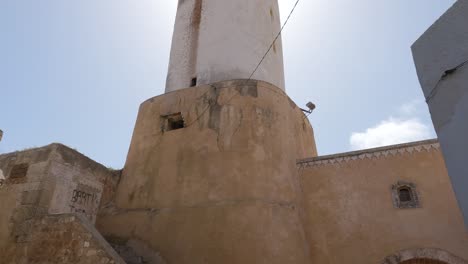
[97,80,317,264]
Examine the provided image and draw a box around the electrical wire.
[247,0,301,81]
[184,0,303,128]
[302,112,312,121]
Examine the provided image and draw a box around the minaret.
[98,2,317,263]
[165,0,285,92]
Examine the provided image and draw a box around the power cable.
[247,0,301,81]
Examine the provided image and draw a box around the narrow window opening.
[190,77,197,87]
[392,181,420,209]
[169,118,185,130]
[164,113,185,131]
[10,163,29,179]
[398,188,412,202]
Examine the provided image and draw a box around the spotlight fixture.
[300,102,316,114]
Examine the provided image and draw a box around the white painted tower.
[165,0,286,93]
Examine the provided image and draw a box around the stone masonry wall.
[0,146,54,253]
[2,214,125,264]
[0,144,120,261]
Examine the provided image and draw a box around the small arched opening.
[391,181,420,209]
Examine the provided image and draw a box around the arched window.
[391,181,420,209]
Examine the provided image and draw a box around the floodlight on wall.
[306,102,316,112]
[300,102,316,114]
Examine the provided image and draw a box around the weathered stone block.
[21,190,42,205]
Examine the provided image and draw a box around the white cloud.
[397,99,426,116]
[399,100,418,116]
[350,117,432,150]
[349,99,434,150]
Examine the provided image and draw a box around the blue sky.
[0,0,455,168]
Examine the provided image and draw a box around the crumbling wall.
[0,144,119,259]
[2,214,124,264]
[0,146,55,252]
[46,144,120,223]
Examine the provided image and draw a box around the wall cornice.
[297,139,440,168]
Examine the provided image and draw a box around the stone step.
[110,243,148,264]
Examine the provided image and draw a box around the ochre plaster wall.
[298,140,468,264]
[97,80,317,264]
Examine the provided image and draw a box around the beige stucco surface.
[298,140,468,264]
[97,80,317,264]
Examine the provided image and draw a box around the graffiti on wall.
[71,189,98,205]
[69,183,101,222]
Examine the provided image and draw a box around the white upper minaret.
[165,0,286,93]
